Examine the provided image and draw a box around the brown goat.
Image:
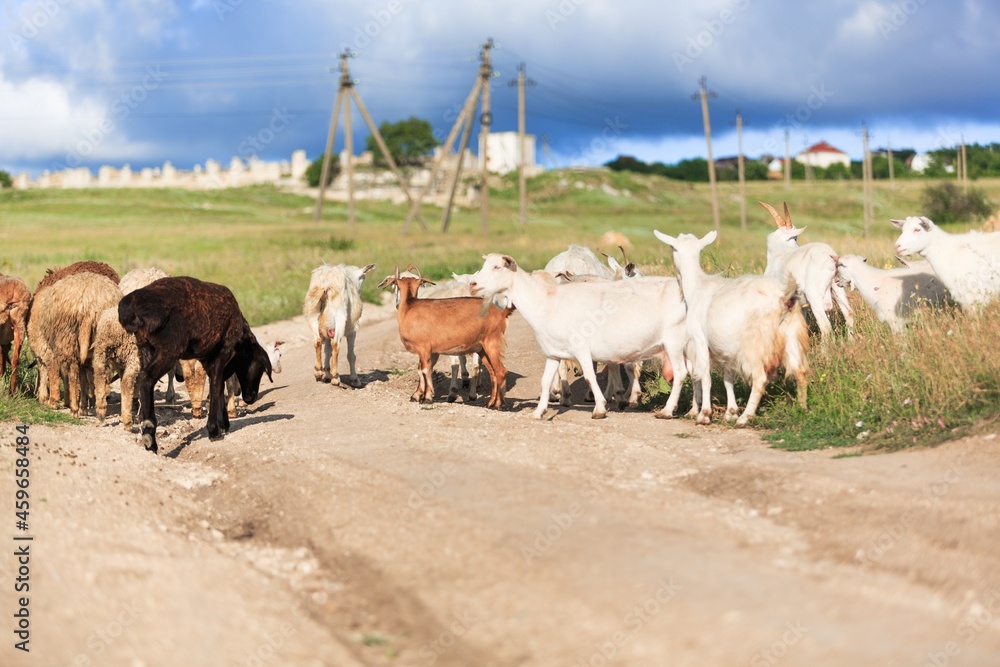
[378,266,510,409]
[0,276,31,394]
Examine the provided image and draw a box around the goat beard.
[476,289,502,318]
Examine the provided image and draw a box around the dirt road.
[3,303,1000,666]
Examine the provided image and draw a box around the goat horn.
[758,201,787,229]
[618,245,631,264]
[394,265,399,280]
[782,201,792,228]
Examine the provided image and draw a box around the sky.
[2,0,1000,178]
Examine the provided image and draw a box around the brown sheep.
[28,273,122,417]
[93,267,174,428]
[0,275,32,394]
[29,261,120,404]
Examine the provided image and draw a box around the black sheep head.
[232,337,273,405]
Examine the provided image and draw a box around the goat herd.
[0,201,997,454]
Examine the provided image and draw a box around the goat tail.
[303,284,330,319]
[778,291,810,409]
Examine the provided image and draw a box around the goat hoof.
[591,410,607,420]
[654,412,674,420]
[447,394,458,403]
[140,433,157,453]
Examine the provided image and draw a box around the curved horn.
[618,245,636,275]
[758,201,788,229]
[782,202,792,228]
[394,265,400,280]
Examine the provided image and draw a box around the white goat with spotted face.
[470,253,688,420]
[891,215,1000,309]
[761,201,853,338]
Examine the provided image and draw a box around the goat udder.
[326,327,336,338]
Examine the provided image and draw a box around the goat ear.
[652,229,676,248]
[420,278,436,287]
[361,263,376,275]
[918,216,933,230]
[894,255,909,267]
[501,255,517,270]
[376,276,394,290]
[889,218,906,228]
[700,230,718,247]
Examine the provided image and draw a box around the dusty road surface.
[2,302,1000,667]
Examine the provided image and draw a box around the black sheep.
[118,276,272,453]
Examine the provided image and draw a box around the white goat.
[543,245,643,408]
[891,216,1000,308]
[654,230,809,426]
[304,263,376,387]
[760,201,853,337]
[470,254,688,420]
[835,255,954,332]
[544,244,615,280]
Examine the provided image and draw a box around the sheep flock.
[3,202,998,452]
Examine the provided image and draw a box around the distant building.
[478,131,542,175]
[794,141,850,169]
[767,157,787,179]
[908,153,932,173]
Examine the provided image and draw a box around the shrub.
[0,170,12,188]
[304,154,340,187]
[921,182,994,224]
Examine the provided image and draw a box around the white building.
[908,153,932,173]
[794,141,851,169]
[478,131,542,175]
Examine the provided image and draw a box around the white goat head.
[890,216,935,256]
[834,255,867,290]
[469,254,518,300]
[653,230,717,264]
[266,341,284,374]
[760,200,807,251]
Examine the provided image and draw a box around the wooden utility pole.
[315,51,351,222]
[735,110,747,231]
[693,76,721,235]
[403,38,496,234]
[962,134,969,193]
[478,38,495,235]
[441,93,477,232]
[510,62,535,227]
[314,51,425,228]
[783,129,791,189]
[887,139,894,190]
[861,122,873,237]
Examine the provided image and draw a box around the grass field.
[2,170,998,447]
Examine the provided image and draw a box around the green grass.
[2,172,999,448]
